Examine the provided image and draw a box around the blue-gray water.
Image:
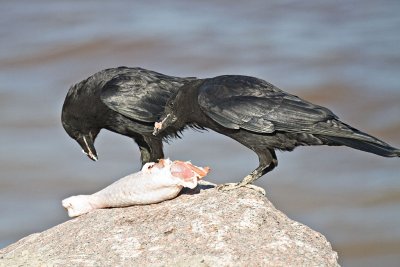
[1,1,400,266]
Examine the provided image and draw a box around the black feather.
[62,67,196,164]
[158,75,399,185]
[319,136,400,157]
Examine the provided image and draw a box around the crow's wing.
[198,76,337,133]
[101,71,190,122]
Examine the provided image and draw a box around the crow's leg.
[135,136,164,166]
[218,149,277,195]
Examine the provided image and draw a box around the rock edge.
[0,186,339,266]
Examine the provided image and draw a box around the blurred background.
[1,0,399,266]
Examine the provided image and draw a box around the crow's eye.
[168,101,174,108]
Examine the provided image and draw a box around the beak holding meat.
[153,114,177,136]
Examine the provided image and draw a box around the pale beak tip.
[82,149,98,161]
[89,153,98,161]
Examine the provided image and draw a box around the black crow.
[153,75,400,191]
[62,67,195,164]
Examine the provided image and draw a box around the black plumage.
[153,75,400,190]
[62,67,195,164]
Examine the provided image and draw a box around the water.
[1,1,400,266]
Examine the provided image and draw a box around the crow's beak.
[153,114,177,136]
[77,134,98,161]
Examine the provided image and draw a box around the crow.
[61,67,195,164]
[153,75,400,191]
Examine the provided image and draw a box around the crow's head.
[153,80,201,136]
[153,90,187,136]
[61,114,100,161]
[61,83,102,162]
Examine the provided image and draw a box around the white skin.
[62,159,209,217]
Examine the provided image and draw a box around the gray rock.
[0,186,339,266]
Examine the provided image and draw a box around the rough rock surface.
[0,185,339,266]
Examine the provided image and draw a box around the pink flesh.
[187,164,210,177]
[154,121,162,129]
[171,161,195,180]
[170,161,209,181]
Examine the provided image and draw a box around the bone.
[62,159,209,217]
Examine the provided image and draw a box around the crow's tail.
[321,135,400,157]
[314,119,400,158]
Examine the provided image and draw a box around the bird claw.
[216,183,266,195]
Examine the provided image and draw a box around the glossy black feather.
[158,75,399,186]
[198,75,337,133]
[101,68,189,122]
[62,66,195,164]
[194,75,398,153]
